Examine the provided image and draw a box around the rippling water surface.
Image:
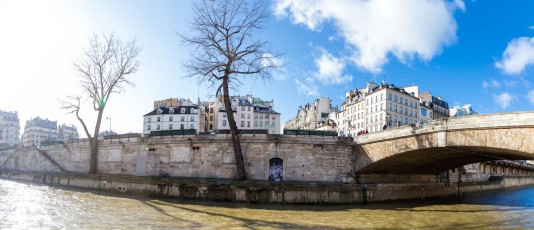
[1,179,534,229]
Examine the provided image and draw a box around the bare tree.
[181,0,280,180]
[60,33,141,174]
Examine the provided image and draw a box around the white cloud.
[528,90,534,106]
[261,53,287,80]
[274,0,464,73]
[314,49,352,84]
[295,79,319,97]
[529,26,534,30]
[495,37,534,75]
[494,92,514,109]
[482,79,501,89]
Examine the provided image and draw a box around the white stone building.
[0,110,20,148]
[143,106,200,135]
[284,97,336,131]
[419,101,433,123]
[336,82,420,136]
[207,95,281,134]
[58,123,79,141]
[450,104,477,117]
[21,117,58,147]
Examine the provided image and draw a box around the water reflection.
[1,179,534,229]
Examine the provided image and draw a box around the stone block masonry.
[2,171,534,204]
[0,134,355,183]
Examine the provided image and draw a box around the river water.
[1,179,534,229]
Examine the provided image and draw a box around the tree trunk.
[89,137,98,174]
[89,109,104,174]
[222,78,246,180]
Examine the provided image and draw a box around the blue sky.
[1,0,534,136]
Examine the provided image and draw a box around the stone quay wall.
[2,171,534,204]
[0,134,355,183]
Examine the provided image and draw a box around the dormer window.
[169,108,174,114]
[181,108,186,113]
[157,109,163,114]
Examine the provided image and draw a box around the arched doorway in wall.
[269,157,283,182]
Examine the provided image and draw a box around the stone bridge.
[352,112,534,176]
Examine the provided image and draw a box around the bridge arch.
[353,112,534,175]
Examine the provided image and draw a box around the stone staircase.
[36,149,66,172]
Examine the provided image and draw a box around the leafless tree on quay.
[60,33,141,174]
[181,0,281,180]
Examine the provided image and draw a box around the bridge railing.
[354,111,534,144]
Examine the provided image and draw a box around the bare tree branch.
[180,0,281,180]
[60,33,141,174]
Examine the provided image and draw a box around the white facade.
[21,117,58,147]
[209,95,281,134]
[0,110,20,147]
[143,106,200,135]
[450,104,477,117]
[58,123,79,141]
[284,97,335,130]
[419,102,433,123]
[336,82,419,136]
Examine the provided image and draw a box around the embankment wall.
[2,171,534,204]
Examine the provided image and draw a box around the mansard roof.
[144,105,199,116]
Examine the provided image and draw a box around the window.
[394,95,397,102]
[148,117,151,123]
[254,121,258,127]
[241,121,244,127]
[157,124,160,130]
[247,121,250,127]
[147,125,151,130]
[209,108,213,113]
[169,108,174,113]
[181,108,186,113]
[223,120,227,126]
[247,114,251,119]
[259,115,263,119]
[400,97,403,104]
[241,106,245,111]
[169,124,173,129]
[248,106,251,111]
[421,108,427,116]
[388,93,392,100]
[190,116,194,122]
[210,116,213,121]
[180,124,184,129]
[210,124,213,130]
[265,121,269,126]
[259,121,263,127]
[241,114,245,118]
[181,116,185,122]
[157,109,163,114]
[400,107,403,114]
[157,117,161,122]
[190,124,194,129]
[272,121,275,127]
[169,116,173,122]
[254,114,258,119]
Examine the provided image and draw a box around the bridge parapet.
[354,111,534,145]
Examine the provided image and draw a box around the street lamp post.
[106,117,111,132]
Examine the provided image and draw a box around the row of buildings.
[143,95,281,135]
[0,110,79,148]
[283,81,477,136]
